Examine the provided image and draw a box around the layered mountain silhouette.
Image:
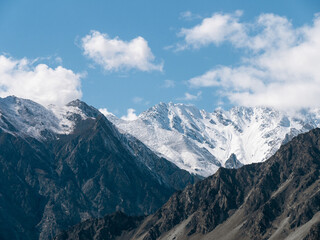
[0,96,198,240]
[55,128,320,240]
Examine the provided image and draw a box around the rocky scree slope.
[56,128,320,240]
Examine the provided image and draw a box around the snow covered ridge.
[1,96,320,178]
[107,102,320,177]
[0,96,90,140]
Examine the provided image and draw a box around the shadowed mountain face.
[0,97,198,240]
[56,128,320,240]
[55,211,145,240]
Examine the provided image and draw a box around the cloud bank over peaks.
[82,31,163,72]
[185,12,320,110]
[0,55,82,106]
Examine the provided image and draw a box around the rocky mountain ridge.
[0,96,197,240]
[108,102,320,177]
[55,128,320,240]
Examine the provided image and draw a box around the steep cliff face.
[0,97,198,240]
[56,128,320,240]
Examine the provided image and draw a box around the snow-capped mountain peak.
[0,96,61,139]
[2,96,320,178]
[0,96,97,140]
[108,102,320,177]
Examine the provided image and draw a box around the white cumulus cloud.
[187,12,320,110]
[81,31,163,72]
[121,108,138,121]
[99,108,114,116]
[0,55,82,106]
[178,10,246,49]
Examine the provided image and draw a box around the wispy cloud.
[163,79,175,88]
[177,91,202,101]
[179,11,201,21]
[55,56,63,64]
[132,96,150,106]
[0,55,82,106]
[186,12,320,110]
[81,31,163,72]
[133,97,144,104]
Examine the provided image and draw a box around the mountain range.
[107,102,320,177]
[1,96,319,240]
[54,128,320,240]
[0,96,197,240]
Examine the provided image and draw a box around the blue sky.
[1,0,320,118]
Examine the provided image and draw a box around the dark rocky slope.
[0,98,198,240]
[55,211,145,240]
[57,128,320,240]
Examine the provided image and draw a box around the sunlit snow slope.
[107,102,320,177]
[0,96,90,140]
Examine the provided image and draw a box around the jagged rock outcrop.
[58,128,320,240]
[225,153,243,169]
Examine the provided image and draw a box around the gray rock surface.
[57,128,320,240]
